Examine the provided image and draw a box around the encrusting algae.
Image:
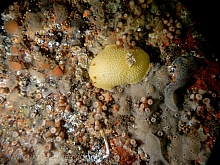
[89,44,150,90]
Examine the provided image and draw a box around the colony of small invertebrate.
[0,0,219,164]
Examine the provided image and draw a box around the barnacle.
[89,44,150,90]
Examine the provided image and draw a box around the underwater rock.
[145,133,169,165]
[164,55,198,111]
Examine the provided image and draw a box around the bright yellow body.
[89,44,150,90]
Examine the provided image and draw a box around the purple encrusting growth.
[164,55,198,111]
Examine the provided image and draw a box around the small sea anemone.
[52,67,63,77]
[5,147,14,159]
[8,61,22,71]
[4,20,19,35]
[44,143,52,152]
[147,99,153,105]
[12,148,23,161]
[14,148,23,156]
[10,46,19,55]
[28,137,38,146]
[202,98,210,105]
[195,94,203,101]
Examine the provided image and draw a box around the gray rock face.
[145,133,169,165]
[164,55,198,111]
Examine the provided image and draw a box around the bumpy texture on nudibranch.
[89,44,150,90]
[164,55,197,111]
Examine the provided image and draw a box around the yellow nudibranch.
[89,44,150,90]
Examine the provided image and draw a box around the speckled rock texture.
[112,58,207,164]
[144,133,169,165]
[0,0,218,164]
[164,55,198,111]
